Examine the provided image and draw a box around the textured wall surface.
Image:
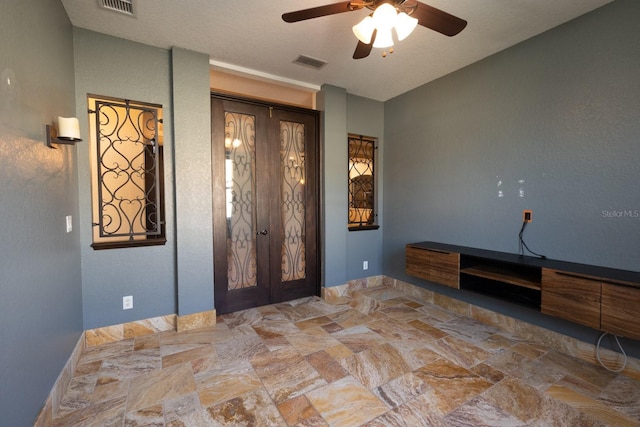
[383,1,640,352]
[347,94,384,279]
[0,1,83,425]
[172,47,214,315]
[318,85,349,287]
[74,29,177,329]
[319,89,385,286]
[384,0,639,273]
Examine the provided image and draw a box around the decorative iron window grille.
[348,134,378,230]
[89,96,165,249]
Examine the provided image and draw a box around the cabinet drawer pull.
[552,271,600,283]
[425,249,451,255]
[601,279,640,289]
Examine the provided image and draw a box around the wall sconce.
[46,117,82,148]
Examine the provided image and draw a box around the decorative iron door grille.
[91,98,164,245]
[280,120,306,282]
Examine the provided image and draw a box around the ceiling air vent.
[293,55,328,70]
[99,0,135,17]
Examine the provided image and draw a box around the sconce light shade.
[58,117,81,139]
[46,116,82,148]
[395,12,418,41]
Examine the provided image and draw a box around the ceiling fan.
[282,0,467,59]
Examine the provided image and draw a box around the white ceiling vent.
[293,55,328,70]
[98,0,136,17]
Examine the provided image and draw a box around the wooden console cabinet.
[406,242,640,340]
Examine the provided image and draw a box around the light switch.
[66,215,72,233]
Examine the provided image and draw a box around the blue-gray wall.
[383,0,640,352]
[319,87,385,286]
[171,47,215,316]
[0,1,83,425]
[318,85,349,287]
[74,30,214,329]
[347,94,384,279]
[74,29,177,329]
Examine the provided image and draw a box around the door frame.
[211,92,322,314]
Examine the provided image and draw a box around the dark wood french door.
[211,95,320,314]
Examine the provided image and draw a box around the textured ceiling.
[61,0,612,101]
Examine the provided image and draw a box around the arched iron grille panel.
[348,134,376,228]
[225,112,258,290]
[280,120,306,282]
[94,99,162,241]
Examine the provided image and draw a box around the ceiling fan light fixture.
[352,15,375,44]
[394,12,418,41]
[282,1,467,60]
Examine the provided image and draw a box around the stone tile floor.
[52,286,640,426]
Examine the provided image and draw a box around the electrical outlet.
[123,295,133,310]
[523,210,532,222]
[363,261,369,270]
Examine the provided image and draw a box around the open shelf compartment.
[459,255,542,310]
[460,255,542,290]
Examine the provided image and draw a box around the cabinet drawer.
[601,283,640,341]
[541,269,601,329]
[429,250,460,289]
[406,246,431,281]
[406,245,460,289]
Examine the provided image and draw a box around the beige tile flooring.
[52,286,640,426]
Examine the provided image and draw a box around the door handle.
[257,229,268,235]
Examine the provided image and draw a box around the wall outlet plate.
[523,210,532,222]
[123,295,133,310]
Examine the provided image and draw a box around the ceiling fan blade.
[412,2,467,36]
[282,1,360,23]
[353,29,376,59]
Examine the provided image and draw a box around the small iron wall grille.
[348,134,377,230]
[91,98,164,246]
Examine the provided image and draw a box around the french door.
[211,95,320,314]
